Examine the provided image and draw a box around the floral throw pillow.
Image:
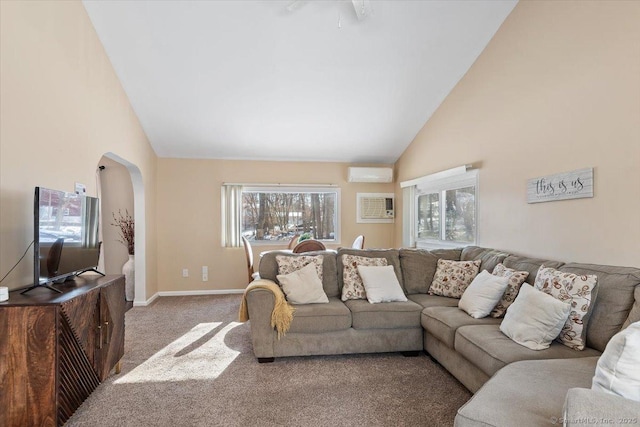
[276,255,324,283]
[429,259,481,299]
[534,265,598,351]
[490,263,530,318]
[341,255,388,301]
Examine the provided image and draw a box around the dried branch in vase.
[111,209,134,255]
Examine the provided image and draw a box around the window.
[222,184,340,247]
[402,168,477,249]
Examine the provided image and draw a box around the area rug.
[67,295,471,426]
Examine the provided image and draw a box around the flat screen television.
[25,186,103,294]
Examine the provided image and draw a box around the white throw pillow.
[458,270,510,319]
[277,263,329,305]
[341,254,388,301]
[356,265,407,304]
[500,284,571,350]
[592,321,640,402]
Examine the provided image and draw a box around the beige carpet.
[67,295,471,426]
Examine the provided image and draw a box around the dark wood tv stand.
[0,275,126,427]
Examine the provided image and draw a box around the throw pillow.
[276,263,329,305]
[458,270,510,319]
[534,265,598,350]
[500,284,571,350]
[490,263,530,318]
[276,255,324,282]
[341,254,388,301]
[357,265,407,304]
[429,259,481,299]
[592,321,640,402]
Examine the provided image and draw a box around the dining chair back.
[241,236,256,283]
[352,235,365,250]
[292,239,326,253]
[287,234,301,250]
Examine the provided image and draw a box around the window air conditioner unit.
[348,167,393,183]
[357,193,394,223]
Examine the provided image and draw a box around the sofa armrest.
[245,280,278,358]
[563,388,640,426]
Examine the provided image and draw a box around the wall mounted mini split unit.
[348,167,393,183]
[356,193,394,223]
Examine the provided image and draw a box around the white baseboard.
[131,289,244,306]
[157,289,245,297]
[133,292,159,307]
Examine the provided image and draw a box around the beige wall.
[0,1,158,296]
[99,157,134,275]
[156,159,395,291]
[394,1,640,267]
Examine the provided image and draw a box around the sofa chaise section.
[455,358,600,427]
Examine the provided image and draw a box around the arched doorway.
[98,152,146,304]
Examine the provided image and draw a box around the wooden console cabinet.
[0,275,126,427]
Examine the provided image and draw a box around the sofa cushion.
[287,297,351,333]
[337,248,403,294]
[534,265,599,350]
[259,250,339,298]
[502,255,564,285]
[399,248,461,294]
[499,283,572,350]
[454,325,601,377]
[460,246,509,275]
[623,286,640,329]
[455,357,599,427]
[344,299,422,329]
[407,293,460,309]
[276,254,324,281]
[429,259,481,298]
[592,321,640,401]
[422,306,501,348]
[490,263,529,318]
[340,254,388,301]
[277,263,329,305]
[458,270,509,319]
[560,263,640,352]
[357,265,407,303]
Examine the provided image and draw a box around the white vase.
[122,254,135,301]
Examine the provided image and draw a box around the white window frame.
[402,168,478,250]
[241,185,341,246]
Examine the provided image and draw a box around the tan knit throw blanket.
[238,280,295,338]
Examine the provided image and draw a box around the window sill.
[415,240,474,251]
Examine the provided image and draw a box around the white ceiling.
[83,0,517,164]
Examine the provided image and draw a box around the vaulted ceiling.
[83,0,517,163]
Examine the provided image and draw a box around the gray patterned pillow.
[429,259,481,299]
[276,255,324,282]
[534,265,598,351]
[490,263,529,318]
[341,254,387,301]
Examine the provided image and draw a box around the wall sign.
[527,167,593,204]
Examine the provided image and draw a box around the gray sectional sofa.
[244,246,640,425]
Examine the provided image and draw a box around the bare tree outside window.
[417,193,440,240]
[444,187,475,243]
[416,186,476,245]
[242,191,337,242]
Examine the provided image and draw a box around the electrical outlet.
[182,269,189,278]
[202,266,208,282]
